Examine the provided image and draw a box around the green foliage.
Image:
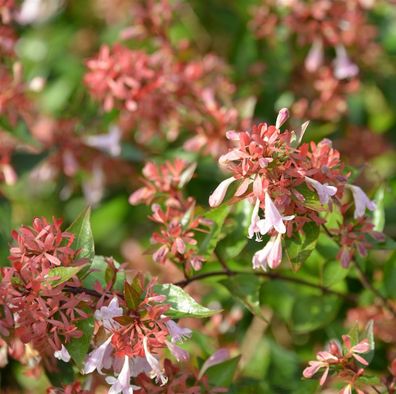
[45,266,84,287]
[206,356,241,387]
[154,284,219,318]
[384,251,396,298]
[284,222,320,267]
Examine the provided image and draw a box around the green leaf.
[284,222,320,267]
[373,186,385,232]
[66,315,94,368]
[260,280,295,321]
[45,360,75,387]
[154,284,219,318]
[295,183,324,212]
[0,197,12,263]
[124,280,141,310]
[291,295,339,333]
[221,274,267,320]
[206,356,241,387]
[45,266,84,287]
[363,320,375,364]
[322,261,349,288]
[384,251,396,299]
[82,255,125,292]
[67,207,95,264]
[198,205,231,258]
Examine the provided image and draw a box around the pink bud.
[305,39,323,73]
[275,108,289,129]
[208,177,236,207]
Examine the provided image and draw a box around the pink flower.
[84,125,121,157]
[340,384,352,394]
[347,185,376,219]
[252,233,283,270]
[342,336,370,365]
[257,192,294,235]
[275,108,289,129]
[143,337,167,386]
[166,320,192,343]
[333,46,359,80]
[303,351,338,386]
[54,344,71,363]
[105,356,139,394]
[94,297,123,331]
[305,39,323,73]
[198,348,230,380]
[305,176,337,205]
[82,336,113,375]
[165,340,189,362]
[248,199,262,241]
[209,176,236,207]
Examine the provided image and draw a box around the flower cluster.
[303,334,371,393]
[130,160,211,271]
[84,42,249,157]
[209,108,377,270]
[81,277,193,392]
[2,217,93,360]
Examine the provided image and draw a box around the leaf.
[221,275,267,321]
[45,266,84,287]
[284,222,320,267]
[45,360,75,387]
[206,356,241,387]
[154,284,219,318]
[198,205,231,258]
[82,255,125,292]
[291,295,339,333]
[0,197,12,263]
[295,183,324,212]
[67,207,95,262]
[363,320,375,364]
[66,315,94,368]
[124,280,141,310]
[384,251,396,299]
[373,186,385,232]
[322,261,350,288]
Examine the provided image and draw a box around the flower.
[305,176,337,205]
[257,192,294,235]
[248,198,262,241]
[333,45,359,80]
[252,233,283,270]
[166,320,192,343]
[303,351,339,386]
[94,297,123,331]
[84,125,122,157]
[82,336,113,375]
[342,336,370,365]
[209,176,236,207]
[54,345,71,363]
[165,340,189,362]
[143,336,167,386]
[347,185,376,219]
[198,348,230,380]
[105,355,139,394]
[275,107,289,129]
[305,39,323,73]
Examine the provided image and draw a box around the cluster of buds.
[130,159,211,271]
[84,42,248,157]
[209,108,377,270]
[303,334,372,393]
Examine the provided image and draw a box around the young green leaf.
[45,266,84,287]
[154,284,219,318]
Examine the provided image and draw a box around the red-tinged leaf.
[113,316,135,325]
[124,281,140,310]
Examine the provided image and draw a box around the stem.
[214,249,233,275]
[352,260,396,318]
[63,285,103,298]
[174,269,356,301]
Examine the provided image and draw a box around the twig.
[63,285,103,298]
[174,269,356,302]
[214,249,233,275]
[352,260,396,318]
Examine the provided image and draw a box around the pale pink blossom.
[94,297,123,331]
[143,337,167,386]
[82,335,113,375]
[305,39,324,73]
[303,351,338,386]
[209,176,236,207]
[105,355,139,394]
[252,233,283,270]
[275,108,289,129]
[198,348,230,380]
[333,46,359,80]
[84,125,121,157]
[248,198,262,241]
[54,344,71,363]
[347,185,376,219]
[305,176,337,205]
[342,336,370,365]
[166,320,192,343]
[257,192,294,235]
[165,340,189,362]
